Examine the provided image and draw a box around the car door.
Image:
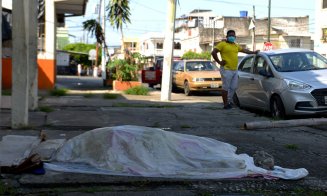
[237,55,255,106]
[248,55,271,109]
[172,60,184,87]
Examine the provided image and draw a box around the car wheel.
[233,93,241,108]
[172,83,178,92]
[270,96,286,119]
[184,81,191,96]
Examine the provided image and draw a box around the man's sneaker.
[223,104,232,109]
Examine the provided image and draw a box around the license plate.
[210,83,219,88]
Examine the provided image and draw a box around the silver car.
[234,48,327,118]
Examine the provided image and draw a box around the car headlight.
[284,79,311,90]
[192,78,205,82]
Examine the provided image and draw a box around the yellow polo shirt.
[216,41,242,70]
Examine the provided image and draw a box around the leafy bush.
[39,106,54,113]
[49,88,68,96]
[1,90,11,95]
[107,59,138,81]
[182,51,211,60]
[124,86,149,95]
[103,93,119,99]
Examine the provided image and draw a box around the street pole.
[101,0,106,85]
[161,0,177,101]
[95,0,101,69]
[212,19,215,51]
[268,0,271,42]
[252,5,256,51]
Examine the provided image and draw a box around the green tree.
[182,51,211,60]
[82,19,109,59]
[107,0,131,51]
[62,43,97,66]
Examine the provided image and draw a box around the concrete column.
[27,0,38,110]
[101,0,107,84]
[45,0,56,60]
[160,0,176,101]
[12,0,29,128]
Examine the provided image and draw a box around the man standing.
[211,30,259,109]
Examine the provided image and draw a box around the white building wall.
[38,0,56,60]
[315,0,327,56]
[139,32,182,57]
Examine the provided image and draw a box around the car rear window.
[269,52,327,72]
[185,61,218,71]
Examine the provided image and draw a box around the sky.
[66,0,316,46]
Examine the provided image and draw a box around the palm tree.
[107,0,131,52]
[83,19,104,45]
[83,19,109,58]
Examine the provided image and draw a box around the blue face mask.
[227,36,236,43]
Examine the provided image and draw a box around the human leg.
[220,68,233,108]
[227,71,238,105]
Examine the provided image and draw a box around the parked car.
[234,48,327,119]
[142,57,181,88]
[172,59,222,96]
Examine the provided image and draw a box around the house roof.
[55,0,88,16]
[2,0,88,16]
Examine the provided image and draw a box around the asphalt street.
[0,75,326,195]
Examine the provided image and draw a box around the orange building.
[1,0,88,90]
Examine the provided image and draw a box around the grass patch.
[49,88,68,96]
[285,144,299,150]
[84,93,95,98]
[1,90,11,96]
[180,125,192,128]
[124,86,149,95]
[103,93,119,99]
[0,181,16,195]
[39,106,54,113]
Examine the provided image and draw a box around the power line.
[200,0,314,11]
[131,0,166,15]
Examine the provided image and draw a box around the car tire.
[270,96,286,119]
[172,83,178,93]
[233,93,241,108]
[184,81,191,96]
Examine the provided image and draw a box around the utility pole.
[268,0,271,42]
[212,19,215,52]
[101,0,107,85]
[161,0,177,101]
[95,0,101,69]
[252,5,256,51]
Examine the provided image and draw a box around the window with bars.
[289,39,301,48]
[156,43,163,49]
[322,28,327,42]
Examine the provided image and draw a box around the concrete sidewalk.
[1,91,327,195]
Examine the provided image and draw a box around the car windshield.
[185,61,218,71]
[268,51,327,72]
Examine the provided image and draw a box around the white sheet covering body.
[47,125,308,180]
